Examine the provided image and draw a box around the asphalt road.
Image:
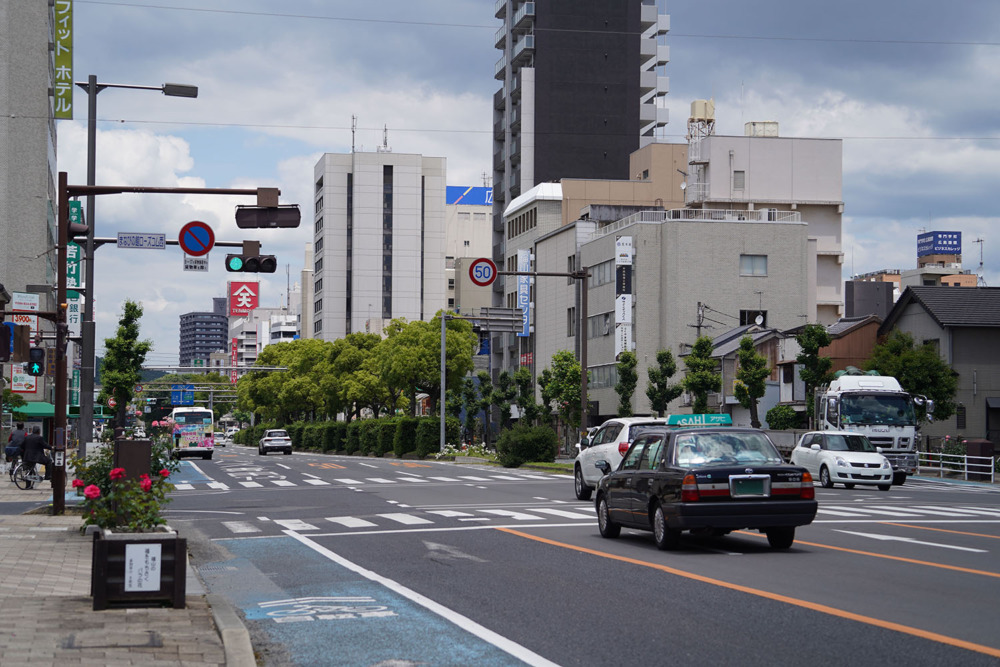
[166,445,1000,666]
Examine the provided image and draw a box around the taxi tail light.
[681,474,700,502]
[618,441,630,457]
[800,472,815,500]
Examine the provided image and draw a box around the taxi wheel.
[574,466,593,501]
[765,526,795,549]
[597,497,620,538]
[653,503,680,551]
[819,466,834,488]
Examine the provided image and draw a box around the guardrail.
[918,451,996,483]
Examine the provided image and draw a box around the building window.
[463,240,470,247]
[567,307,576,336]
[315,237,323,251]
[739,254,767,276]
[733,170,746,190]
[448,278,455,289]
[314,298,322,314]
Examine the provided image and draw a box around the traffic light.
[235,205,301,229]
[225,253,277,273]
[0,323,11,363]
[27,347,45,376]
[226,240,276,273]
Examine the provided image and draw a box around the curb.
[207,594,256,667]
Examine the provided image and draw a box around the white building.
[312,151,447,339]
[445,185,495,316]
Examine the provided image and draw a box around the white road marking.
[478,509,544,521]
[335,478,363,485]
[397,477,429,483]
[368,478,396,484]
[239,481,263,488]
[303,479,330,486]
[326,517,378,528]
[285,531,561,667]
[423,540,488,562]
[174,483,194,491]
[428,477,460,482]
[836,530,989,552]
[358,462,379,468]
[378,513,434,525]
[428,510,474,518]
[490,475,527,481]
[910,505,1000,517]
[274,519,319,531]
[222,521,261,534]
[459,476,490,481]
[276,464,291,470]
[823,505,924,518]
[528,508,593,520]
[208,482,230,490]
[272,480,296,487]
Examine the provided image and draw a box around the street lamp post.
[75,76,198,459]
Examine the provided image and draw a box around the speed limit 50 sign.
[469,257,498,287]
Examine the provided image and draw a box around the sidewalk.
[0,479,253,666]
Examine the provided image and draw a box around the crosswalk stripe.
[458,476,490,481]
[377,513,434,525]
[272,480,296,487]
[207,482,230,490]
[397,477,429,483]
[173,483,194,490]
[953,507,1000,517]
[221,521,261,534]
[822,506,925,518]
[326,516,378,528]
[334,479,362,485]
[239,481,263,488]
[428,477,460,482]
[817,508,871,517]
[274,519,319,531]
[303,479,330,486]
[478,509,544,521]
[427,510,474,518]
[528,508,594,520]
[490,475,528,481]
[902,505,998,517]
[368,478,396,484]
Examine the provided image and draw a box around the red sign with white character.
[230,338,238,384]
[229,281,259,316]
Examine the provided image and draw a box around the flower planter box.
[91,527,186,610]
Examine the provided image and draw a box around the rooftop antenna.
[974,237,988,286]
[377,124,392,153]
[351,114,356,153]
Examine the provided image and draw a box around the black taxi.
[594,419,817,550]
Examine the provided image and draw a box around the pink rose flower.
[159,469,171,478]
[140,478,153,493]
[109,468,126,481]
[72,479,84,488]
[83,485,101,500]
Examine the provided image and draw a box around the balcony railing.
[513,2,535,31]
[512,35,534,65]
[592,208,803,238]
[495,0,507,19]
[495,54,507,80]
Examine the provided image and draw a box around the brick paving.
[0,481,233,666]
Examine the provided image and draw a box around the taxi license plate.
[729,475,770,497]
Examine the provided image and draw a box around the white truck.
[815,370,934,485]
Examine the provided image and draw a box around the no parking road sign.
[469,257,497,287]
[178,221,215,257]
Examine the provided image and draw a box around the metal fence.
[917,451,996,483]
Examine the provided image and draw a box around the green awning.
[11,402,57,418]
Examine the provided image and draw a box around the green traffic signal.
[226,255,244,271]
[27,347,45,376]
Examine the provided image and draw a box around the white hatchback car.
[573,417,669,500]
[790,430,893,491]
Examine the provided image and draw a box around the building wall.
[950,328,1000,441]
[0,0,57,302]
[313,152,446,340]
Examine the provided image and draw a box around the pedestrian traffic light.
[0,323,11,363]
[225,240,276,273]
[27,347,45,376]
[225,253,277,273]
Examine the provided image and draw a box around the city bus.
[169,407,215,460]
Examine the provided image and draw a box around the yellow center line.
[732,529,1000,579]
[496,527,1000,660]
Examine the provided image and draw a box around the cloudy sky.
[60,0,1000,366]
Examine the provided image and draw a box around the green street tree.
[733,335,771,428]
[615,350,638,417]
[796,323,834,423]
[513,366,540,425]
[98,300,152,428]
[864,330,958,421]
[646,349,684,417]
[540,350,582,447]
[682,336,721,414]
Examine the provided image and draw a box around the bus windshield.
[840,393,915,426]
[173,410,213,425]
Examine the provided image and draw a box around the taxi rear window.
[674,432,783,467]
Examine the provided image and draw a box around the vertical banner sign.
[615,236,634,358]
[516,249,530,338]
[229,281,259,317]
[67,296,82,336]
[230,338,239,384]
[53,1,74,120]
[10,293,40,394]
[71,369,81,407]
[66,241,82,289]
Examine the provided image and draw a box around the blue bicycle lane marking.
[170,460,214,485]
[203,535,548,666]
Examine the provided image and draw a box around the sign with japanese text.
[229,281,259,317]
[54,1,73,119]
[615,235,633,266]
[67,296,82,337]
[917,231,962,257]
[516,249,530,338]
[124,544,161,592]
[66,242,82,289]
[230,338,238,384]
[184,255,208,272]
[11,293,40,395]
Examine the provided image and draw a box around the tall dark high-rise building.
[491,0,669,276]
[179,298,229,368]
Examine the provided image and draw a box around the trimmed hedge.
[393,418,419,457]
[324,422,347,452]
[357,419,381,455]
[496,424,557,468]
[376,418,398,456]
[345,421,362,454]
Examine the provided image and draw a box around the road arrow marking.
[836,530,988,552]
[423,540,488,562]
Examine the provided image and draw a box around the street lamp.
[74,75,198,458]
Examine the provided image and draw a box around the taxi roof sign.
[666,414,733,428]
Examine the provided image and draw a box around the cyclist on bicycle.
[5,422,25,463]
[22,426,52,481]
